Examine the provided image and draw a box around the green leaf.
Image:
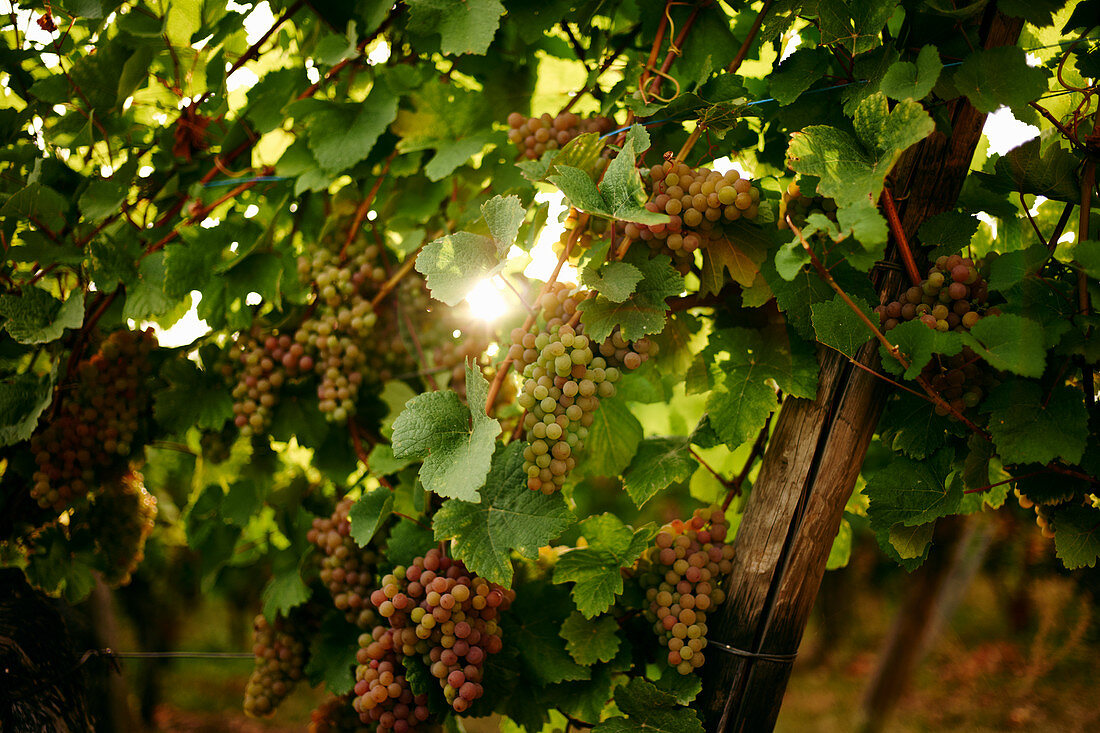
[433,442,576,587]
[827,518,853,569]
[301,89,398,175]
[0,288,84,344]
[560,612,620,666]
[593,678,704,733]
[0,374,53,447]
[576,393,643,479]
[153,357,234,434]
[817,0,895,56]
[881,320,965,379]
[953,46,1049,114]
[994,137,1081,204]
[305,614,359,695]
[811,294,875,359]
[866,449,962,530]
[1073,240,1100,280]
[888,522,934,560]
[961,314,1047,377]
[482,195,526,253]
[549,165,612,218]
[261,566,311,620]
[580,259,643,304]
[769,47,829,105]
[698,220,773,296]
[385,519,437,568]
[578,249,683,343]
[983,381,1088,466]
[1053,505,1100,570]
[368,443,415,476]
[878,391,964,459]
[406,0,505,55]
[79,178,127,221]
[598,132,668,225]
[919,211,978,257]
[654,666,703,704]
[506,581,591,685]
[880,45,942,100]
[349,486,394,547]
[621,437,697,508]
[416,231,499,306]
[553,513,656,618]
[390,362,501,501]
[787,93,934,208]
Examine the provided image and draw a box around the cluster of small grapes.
[310,693,371,733]
[624,160,762,270]
[30,329,158,512]
[638,508,735,675]
[1014,490,1058,539]
[364,275,452,383]
[876,255,994,416]
[243,611,311,717]
[777,180,837,231]
[876,255,989,333]
[352,627,431,732]
[295,232,383,422]
[357,548,514,719]
[226,330,310,436]
[507,284,653,493]
[506,112,615,159]
[83,469,157,587]
[308,498,380,629]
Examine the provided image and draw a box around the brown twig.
[146,168,274,253]
[690,446,733,489]
[557,26,639,116]
[721,415,772,511]
[882,187,922,286]
[340,152,397,260]
[370,243,425,310]
[1046,202,1075,254]
[726,0,774,75]
[1078,130,1096,410]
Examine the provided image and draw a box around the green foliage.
[552,513,656,618]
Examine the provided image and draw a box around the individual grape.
[637,508,736,675]
[506,112,615,159]
[82,469,157,587]
[776,179,837,231]
[30,328,157,512]
[308,498,381,629]
[243,611,312,717]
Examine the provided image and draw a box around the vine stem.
[721,415,771,511]
[296,8,400,100]
[340,152,397,260]
[1077,111,1096,410]
[725,0,774,75]
[882,188,922,286]
[690,447,733,490]
[1020,190,1048,249]
[556,26,639,116]
[787,215,991,437]
[962,471,1045,494]
[146,168,274,253]
[483,216,587,415]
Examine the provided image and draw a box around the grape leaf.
[153,357,235,434]
[878,391,965,459]
[953,46,1049,114]
[575,393,643,479]
[385,519,437,568]
[1073,240,1100,280]
[654,666,703,705]
[865,449,962,530]
[552,513,656,617]
[768,47,830,105]
[0,288,84,344]
[962,313,1047,377]
[0,373,53,447]
[299,89,398,175]
[505,580,591,685]
[549,165,612,217]
[580,260,643,304]
[349,486,394,547]
[817,0,895,56]
[391,363,501,501]
[261,564,311,620]
[787,93,933,208]
[880,320,965,379]
[811,294,875,360]
[621,437,697,508]
[880,45,942,101]
[698,220,772,296]
[919,211,979,257]
[578,249,683,343]
[559,611,620,666]
[593,678,704,733]
[433,442,576,587]
[305,614,359,695]
[983,380,1088,466]
[994,137,1081,204]
[406,0,505,56]
[1053,505,1100,570]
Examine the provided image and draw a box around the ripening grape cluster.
[777,180,837,231]
[355,548,514,722]
[624,160,762,271]
[639,508,735,675]
[365,275,453,384]
[508,283,653,493]
[226,329,310,435]
[352,628,430,732]
[84,469,157,587]
[308,498,380,629]
[244,612,311,717]
[876,255,994,416]
[506,112,615,159]
[310,694,370,733]
[30,329,157,511]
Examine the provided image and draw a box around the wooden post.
[699,11,1024,732]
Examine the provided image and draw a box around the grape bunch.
[308,498,381,629]
[310,693,371,733]
[875,254,989,333]
[777,179,837,231]
[353,627,431,732]
[227,330,310,436]
[243,611,312,717]
[364,274,454,384]
[508,284,652,493]
[363,548,514,715]
[638,508,735,675]
[84,469,157,587]
[30,329,157,512]
[506,112,615,159]
[623,160,762,270]
[875,255,994,416]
